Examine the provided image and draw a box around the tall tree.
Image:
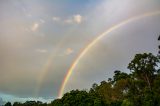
[128,53,159,90]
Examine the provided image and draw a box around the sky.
[0,0,160,103]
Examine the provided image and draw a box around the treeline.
[4,53,160,106]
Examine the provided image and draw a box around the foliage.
[4,102,12,106]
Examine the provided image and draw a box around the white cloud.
[36,49,48,53]
[52,17,60,21]
[31,23,39,31]
[64,14,83,24]
[73,14,83,24]
[52,15,83,24]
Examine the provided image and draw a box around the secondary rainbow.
[58,10,160,98]
[35,27,78,97]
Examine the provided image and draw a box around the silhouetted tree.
[5,102,12,106]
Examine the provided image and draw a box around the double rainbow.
[34,11,160,98]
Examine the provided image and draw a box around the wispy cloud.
[64,14,83,24]
[31,23,39,31]
[53,14,83,24]
[73,14,83,24]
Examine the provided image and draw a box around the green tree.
[50,99,63,106]
[13,102,22,106]
[128,53,159,90]
[127,53,160,106]
[61,90,94,106]
[113,70,130,83]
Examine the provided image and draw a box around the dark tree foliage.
[4,102,12,106]
[11,101,47,106]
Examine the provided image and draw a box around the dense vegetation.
[4,52,160,106]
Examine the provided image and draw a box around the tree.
[128,53,159,90]
[127,53,160,106]
[5,102,12,106]
[95,81,113,105]
[50,99,63,106]
[61,90,94,106]
[113,70,130,83]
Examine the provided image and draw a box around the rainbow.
[35,27,78,97]
[58,11,160,98]
[35,43,61,97]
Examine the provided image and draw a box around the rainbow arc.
[58,11,160,98]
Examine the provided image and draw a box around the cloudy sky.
[0,0,160,103]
